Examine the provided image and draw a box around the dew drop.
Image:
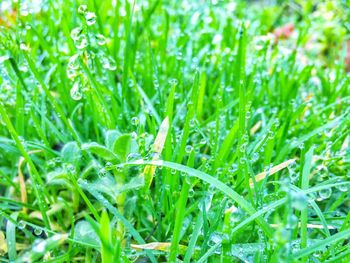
[207,232,222,247]
[18,220,26,230]
[105,162,113,169]
[98,168,107,177]
[228,163,238,173]
[68,54,80,70]
[20,43,29,51]
[70,27,83,41]
[176,51,183,61]
[319,188,332,200]
[168,78,178,86]
[75,34,88,49]
[199,139,206,145]
[239,157,246,165]
[85,12,97,26]
[251,152,259,162]
[95,34,106,45]
[78,4,88,15]
[185,145,193,153]
[336,181,348,192]
[131,117,139,126]
[70,81,83,100]
[34,228,43,236]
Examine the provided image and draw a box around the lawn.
[0,0,349,262]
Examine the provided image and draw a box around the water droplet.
[228,164,238,173]
[107,59,117,70]
[105,162,113,169]
[319,188,332,200]
[239,144,246,153]
[77,178,87,185]
[189,119,196,128]
[18,220,26,230]
[101,56,117,71]
[98,168,107,177]
[131,117,139,126]
[66,67,78,79]
[18,63,28,72]
[289,170,299,182]
[95,34,106,45]
[208,232,222,247]
[67,164,76,174]
[242,134,249,142]
[239,157,246,164]
[68,54,80,70]
[336,180,348,192]
[185,145,193,153]
[127,153,142,162]
[20,43,29,51]
[168,78,178,86]
[34,228,43,236]
[176,51,183,60]
[153,79,159,88]
[78,4,88,15]
[70,27,83,41]
[70,81,83,100]
[85,12,96,26]
[251,152,259,162]
[75,34,88,49]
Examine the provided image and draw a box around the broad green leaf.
[112,133,132,161]
[105,130,121,150]
[74,220,100,247]
[61,141,81,163]
[82,142,118,161]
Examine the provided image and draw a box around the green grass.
[0,0,350,262]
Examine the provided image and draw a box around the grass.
[0,0,349,262]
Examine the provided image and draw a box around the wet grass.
[0,0,349,262]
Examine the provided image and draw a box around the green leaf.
[112,133,132,162]
[105,130,121,150]
[74,220,100,248]
[82,142,118,161]
[88,176,144,200]
[61,141,81,163]
[99,210,113,263]
[6,212,18,261]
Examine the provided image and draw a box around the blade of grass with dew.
[0,103,51,230]
[169,150,194,262]
[115,160,273,237]
[300,146,313,262]
[293,228,350,259]
[142,116,169,190]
